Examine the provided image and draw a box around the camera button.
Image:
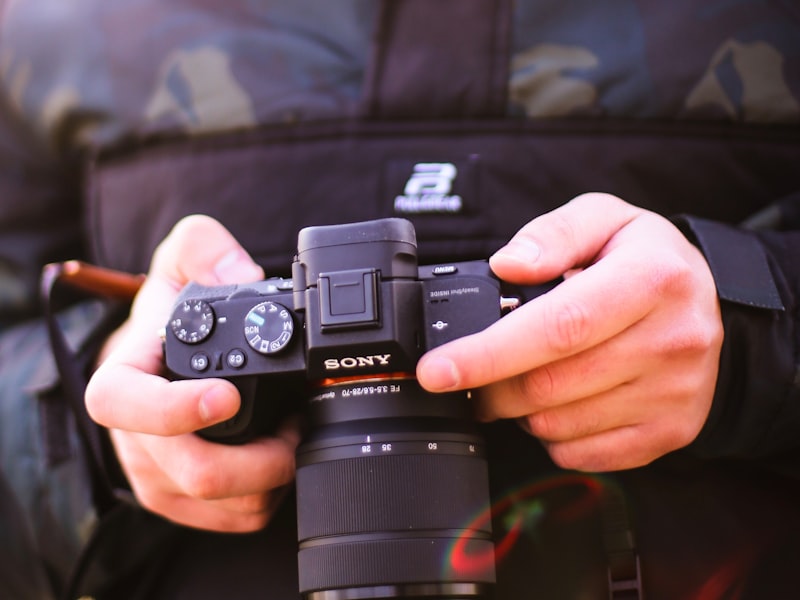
[432,264,458,276]
[226,349,247,370]
[190,352,210,373]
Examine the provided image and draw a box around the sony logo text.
[324,354,392,370]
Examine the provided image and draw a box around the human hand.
[85,215,301,532]
[417,193,723,471]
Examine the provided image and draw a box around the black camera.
[164,218,524,600]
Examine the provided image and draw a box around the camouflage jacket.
[1,0,799,315]
[1,1,799,599]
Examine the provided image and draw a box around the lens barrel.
[295,377,495,599]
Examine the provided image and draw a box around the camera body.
[164,218,506,441]
[162,218,527,599]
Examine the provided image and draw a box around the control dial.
[243,301,294,355]
[170,300,215,344]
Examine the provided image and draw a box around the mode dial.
[243,301,295,355]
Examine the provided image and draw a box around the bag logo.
[394,163,463,214]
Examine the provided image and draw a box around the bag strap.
[40,261,141,515]
[361,0,512,118]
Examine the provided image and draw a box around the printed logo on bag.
[394,162,463,214]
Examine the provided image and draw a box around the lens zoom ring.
[298,536,496,593]
[296,454,490,540]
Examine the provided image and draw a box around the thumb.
[150,214,264,289]
[127,215,264,331]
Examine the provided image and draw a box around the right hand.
[85,215,302,532]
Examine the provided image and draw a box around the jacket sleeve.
[674,203,800,470]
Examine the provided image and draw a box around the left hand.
[417,193,724,471]
[86,215,300,532]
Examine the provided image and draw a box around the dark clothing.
[1,1,799,598]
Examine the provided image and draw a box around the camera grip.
[197,376,259,444]
[197,373,305,444]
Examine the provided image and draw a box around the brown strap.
[361,0,512,118]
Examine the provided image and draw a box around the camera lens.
[295,376,495,599]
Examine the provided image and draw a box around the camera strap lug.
[602,483,644,600]
[500,296,521,312]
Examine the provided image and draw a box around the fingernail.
[491,238,541,266]
[199,384,237,424]
[419,355,460,391]
[214,249,263,284]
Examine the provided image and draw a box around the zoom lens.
[295,377,495,599]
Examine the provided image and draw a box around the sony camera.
[163,218,526,600]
